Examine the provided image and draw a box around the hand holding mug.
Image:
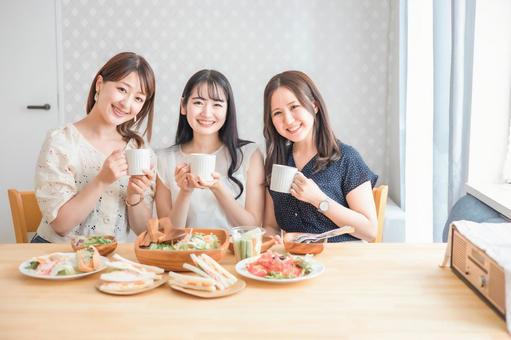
[190,171,221,190]
[290,172,325,205]
[127,169,154,204]
[97,150,127,185]
[174,163,194,192]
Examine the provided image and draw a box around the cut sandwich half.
[168,271,217,292]
[99,271,155,292]
[76,246,101,272]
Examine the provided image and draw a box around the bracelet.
[125,196,143,207]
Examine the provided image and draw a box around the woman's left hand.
[126,169,153,205]
[290,172,326,206]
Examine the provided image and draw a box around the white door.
[0,0,60,242]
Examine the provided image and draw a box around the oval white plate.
[235,255,325,283]
[19,252,107,280]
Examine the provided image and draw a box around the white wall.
[60,0,399,187]
[1,0,401,242]
[469,0,511,185]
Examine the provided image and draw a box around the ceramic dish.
[19,253,107,280]
[235,255,325,283]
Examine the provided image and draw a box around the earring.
[94,92,98,101]
[133,116,137,123]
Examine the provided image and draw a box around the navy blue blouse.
[269,142,378,242]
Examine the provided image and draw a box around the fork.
[294,226,354,243]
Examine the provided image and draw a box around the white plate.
[235,254,325,283]
[19,252,107,280]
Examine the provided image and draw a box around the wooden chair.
[7,189,42,243]
[372,185,388,243]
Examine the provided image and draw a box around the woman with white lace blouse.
[32,52,156,243]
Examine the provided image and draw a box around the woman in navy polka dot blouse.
[263,71,378,242]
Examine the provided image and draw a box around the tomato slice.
[247,263,268,277]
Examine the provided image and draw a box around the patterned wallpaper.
[60,0,398,188]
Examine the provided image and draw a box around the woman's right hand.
[97,150,128,185]
[175,163,194,192]
[271,234,284,245]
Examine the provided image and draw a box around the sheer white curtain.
[432,0,476,242]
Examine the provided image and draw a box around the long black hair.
[174,69,251,199]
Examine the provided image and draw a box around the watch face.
[319,200,329,212]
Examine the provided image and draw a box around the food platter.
[19,252,107,280]
[235,254,325,283]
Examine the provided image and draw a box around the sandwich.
[76,246,101,272]
[168,254,238,292]
[111,254,164,274]
[99,271,155,292]
[98,254,165,293]
[168,271,217,292]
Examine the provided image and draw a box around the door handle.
[27,104,51,110]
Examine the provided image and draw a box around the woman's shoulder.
[338,141,363,161]
[239,140,259,153]
[337,140,378,186]
[238,141,262,162]
[155,145,182,168]
[43,124,80,147]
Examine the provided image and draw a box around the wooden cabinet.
[451,228,506,316]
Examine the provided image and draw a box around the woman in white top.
[155,70,265,231]
[33,52,156,243]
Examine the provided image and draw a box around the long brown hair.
[263,71,340,185]
[86,52,156,147]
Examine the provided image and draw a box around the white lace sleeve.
[35,129,78,223]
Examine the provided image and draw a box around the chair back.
[7,189,42,243]
[372,185,388,243]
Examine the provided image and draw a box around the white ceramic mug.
[270,164,298,193]
[189,153,216,182]
[126,149,151,176]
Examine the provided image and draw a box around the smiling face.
[94,71,147,126]
[270,86,317,144]
[181,83,227,137]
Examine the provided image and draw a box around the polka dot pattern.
[269,142,378,242]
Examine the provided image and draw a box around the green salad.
[83,236,113,247]
[146,233,219,251]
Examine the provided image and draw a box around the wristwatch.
[318,198,330,213]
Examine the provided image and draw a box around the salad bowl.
[71,235,117,256]
[283,232,326,255]
[134,228,229,271]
